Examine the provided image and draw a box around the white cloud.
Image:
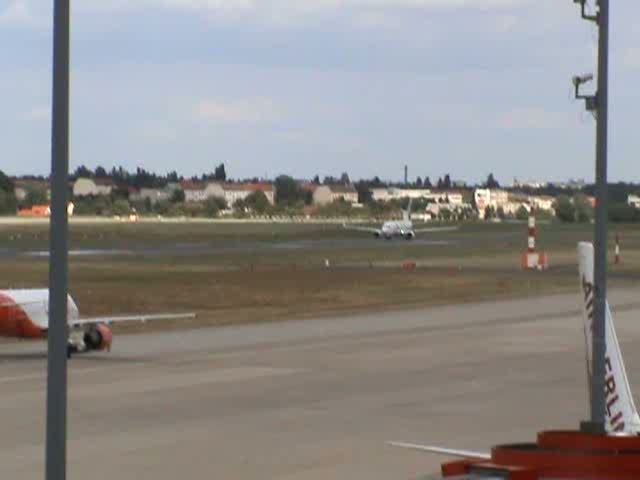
[0,0,33,26]
[497,107,570,130]
[194,98,283,124]
[73,0,532,21]
[21,105,50,122]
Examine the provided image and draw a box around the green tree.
[485,173,500,189]
[609,203,640,222]
[0,170,15,194]
[484,205,496,220]
[74,195,113,216]
[245,190,270,214]
[233,198,248,216]
[203,197,226,217]
[318,198,352,217]
[275,175,304,206]
[170,189,186,203]
[554,195,576,223]
[130,198,152,214]
[112,199,130,216]
[154,200,171,215]
[0,190,17,215]
[24,187,48,208]
[516,205,529,221]
[440,208,452,221]
[73,165,93,179]
[214,163,227,181]
[574,193,594,223]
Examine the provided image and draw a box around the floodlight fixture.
[573,0,599,23]
[572,73,594,87]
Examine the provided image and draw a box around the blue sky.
[1,0,639,184]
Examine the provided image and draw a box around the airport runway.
[0,237,458,259]
[2,290,640,479]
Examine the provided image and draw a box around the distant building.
[529,195,555,212]
[313,185,358,205]
[180,181,225,203]
[425,201,474,220]
[474,188,510,218]
[511,178,547,189]
[370,188,432,202]
[129,187,173,205]
[223,183,275,206]
[426,190,464,205]
[629,195,640,209]
[551,179,587,190]
[73,178,115,197]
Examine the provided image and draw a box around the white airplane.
[388,241,640,461]
[0,289,195,357]
[343,199,458,240]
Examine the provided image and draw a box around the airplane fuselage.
[377,220,415,239]
[0,289,112,355]
[0,289,80,339]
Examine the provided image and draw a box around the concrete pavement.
[1,290,640,479]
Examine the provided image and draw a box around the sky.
[1,0,639,184]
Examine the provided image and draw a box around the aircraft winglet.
[386,441,490,460]
[578,242,640,434]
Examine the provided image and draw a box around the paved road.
[2,290,640,479]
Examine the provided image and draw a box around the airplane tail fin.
[403,198,413,221]
[578,242,640,433]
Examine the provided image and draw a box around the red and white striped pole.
[615,232,621,265]
[528,211,536,254]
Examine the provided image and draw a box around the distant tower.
[404,165,408,185]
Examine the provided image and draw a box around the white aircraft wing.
[342,223,381,234]
[68,312,196,327]
[413,226,459,234]
[387,441,490,460]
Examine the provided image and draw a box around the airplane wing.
[387,441,490,460]
[342,223,381,234]
[68,312,196,327]
[413,226,459,234]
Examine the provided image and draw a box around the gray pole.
[46,0,70,478]
[591,0,609,431]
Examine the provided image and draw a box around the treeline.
[552,193,640,224]
[71,164,226,189]
[73,194,229,219]
[0,171,17,215]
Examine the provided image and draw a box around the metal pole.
[591,0,609,431]
[46,0,70,478]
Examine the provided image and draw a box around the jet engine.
[404,231,415,240]
[83,323,113,351]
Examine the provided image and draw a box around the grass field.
[2,219,640,331]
